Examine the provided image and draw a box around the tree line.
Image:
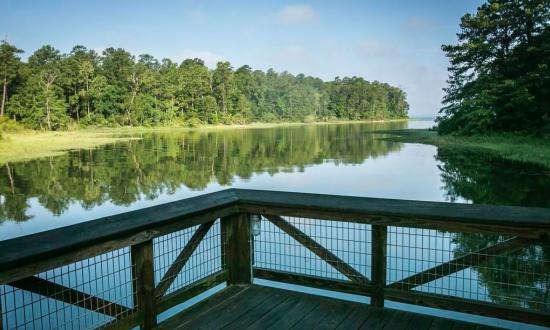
[0,43,408,130]
[438,0,550,135]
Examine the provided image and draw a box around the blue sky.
[1,0,484,117]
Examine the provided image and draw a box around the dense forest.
[438,0,550,135]
[0,43,408,130]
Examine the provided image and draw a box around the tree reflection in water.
[437,148,550,312]
[1,123,549,312]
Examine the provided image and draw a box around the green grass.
[379,129,550,168]
[0,131,137,165]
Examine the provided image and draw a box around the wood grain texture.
[0,189,239,275]
[236,189,550,238]
[155,270,227,314]
[155,285,494,330]
[8,276,131,318]
[266,214,370,285]
[253,268,371,296]
[371,225,387,308]
[155,221,215,297]
[385,288,550,327]
[222,213,252,284]
[131,241,157,329]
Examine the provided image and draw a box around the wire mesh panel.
[386,226,550,312]
[1,248,135,329]
[253,216,371,283]
[154,219,223,298]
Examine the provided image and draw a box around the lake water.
[1,120,548,240]
[1,120,548,329]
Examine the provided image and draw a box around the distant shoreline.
[0,118,409,164]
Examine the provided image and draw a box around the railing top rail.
[1,188,549,275]
[235,189,550,230]
[0,190,239,273]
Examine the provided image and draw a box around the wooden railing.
[0,189,549,329]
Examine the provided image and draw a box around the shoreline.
[0,118,408,165]
[379,129,550,168]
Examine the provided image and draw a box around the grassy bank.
[0,131,137,165]
[0,119,408,164]
[380,129,550,168]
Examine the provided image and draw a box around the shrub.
[0,117,24,132]
[303,115,317,123]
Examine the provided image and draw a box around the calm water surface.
[1,120,549,329]
[1,120,549,239]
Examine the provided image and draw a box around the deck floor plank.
[265,295,322,329]
[155,284,504,330]
[336,306,373,329]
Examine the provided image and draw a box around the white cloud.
[277,5,319,25]
[178,50,223,68]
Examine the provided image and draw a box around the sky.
[1,0,484,117]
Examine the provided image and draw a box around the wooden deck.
[156,284,501,330]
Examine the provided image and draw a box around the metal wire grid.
[386,226,550,312]
[153,219,223,297]
[253,216,371,282]
[1,248,135,330]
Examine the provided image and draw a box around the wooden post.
[221,213,252,285]
[371,225,387,308]
[0,289,3,330]
[131,240,157,329]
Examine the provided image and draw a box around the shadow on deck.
[156,284,500,329]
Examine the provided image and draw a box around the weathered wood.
[389,237,533,290]
[166,285,276,329]
[102,312,142,330]
[3,188,549,284]
[430,317,457,330]
[407,314,435,330]
[359,308,393,329]
[0,205,238,284]
[240,204,548,239]
[155,284,507,330]
[155,221,215,297]
[9,276,131,318]
[156,285,250,330]
[0,289,3,330]
[265,214,371,284]
[371,225,387,308]
[220,288,289,329]
[0,189,240,277]
[385,288,550,327]
[156,270,227,314]
[336,306,373,329]
[235,189,550,229]
[253,268,371,296]
[221,213,252,284]
[131,241,156,329]
[236,189,550,239]
[244,295,302,329]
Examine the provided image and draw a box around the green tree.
[438,0,550,135]
[0,41,24,118]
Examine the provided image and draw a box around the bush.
[260,112,279,123]
[0,117,24,132]
[186,117,203,128]
[303,115,317,123]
